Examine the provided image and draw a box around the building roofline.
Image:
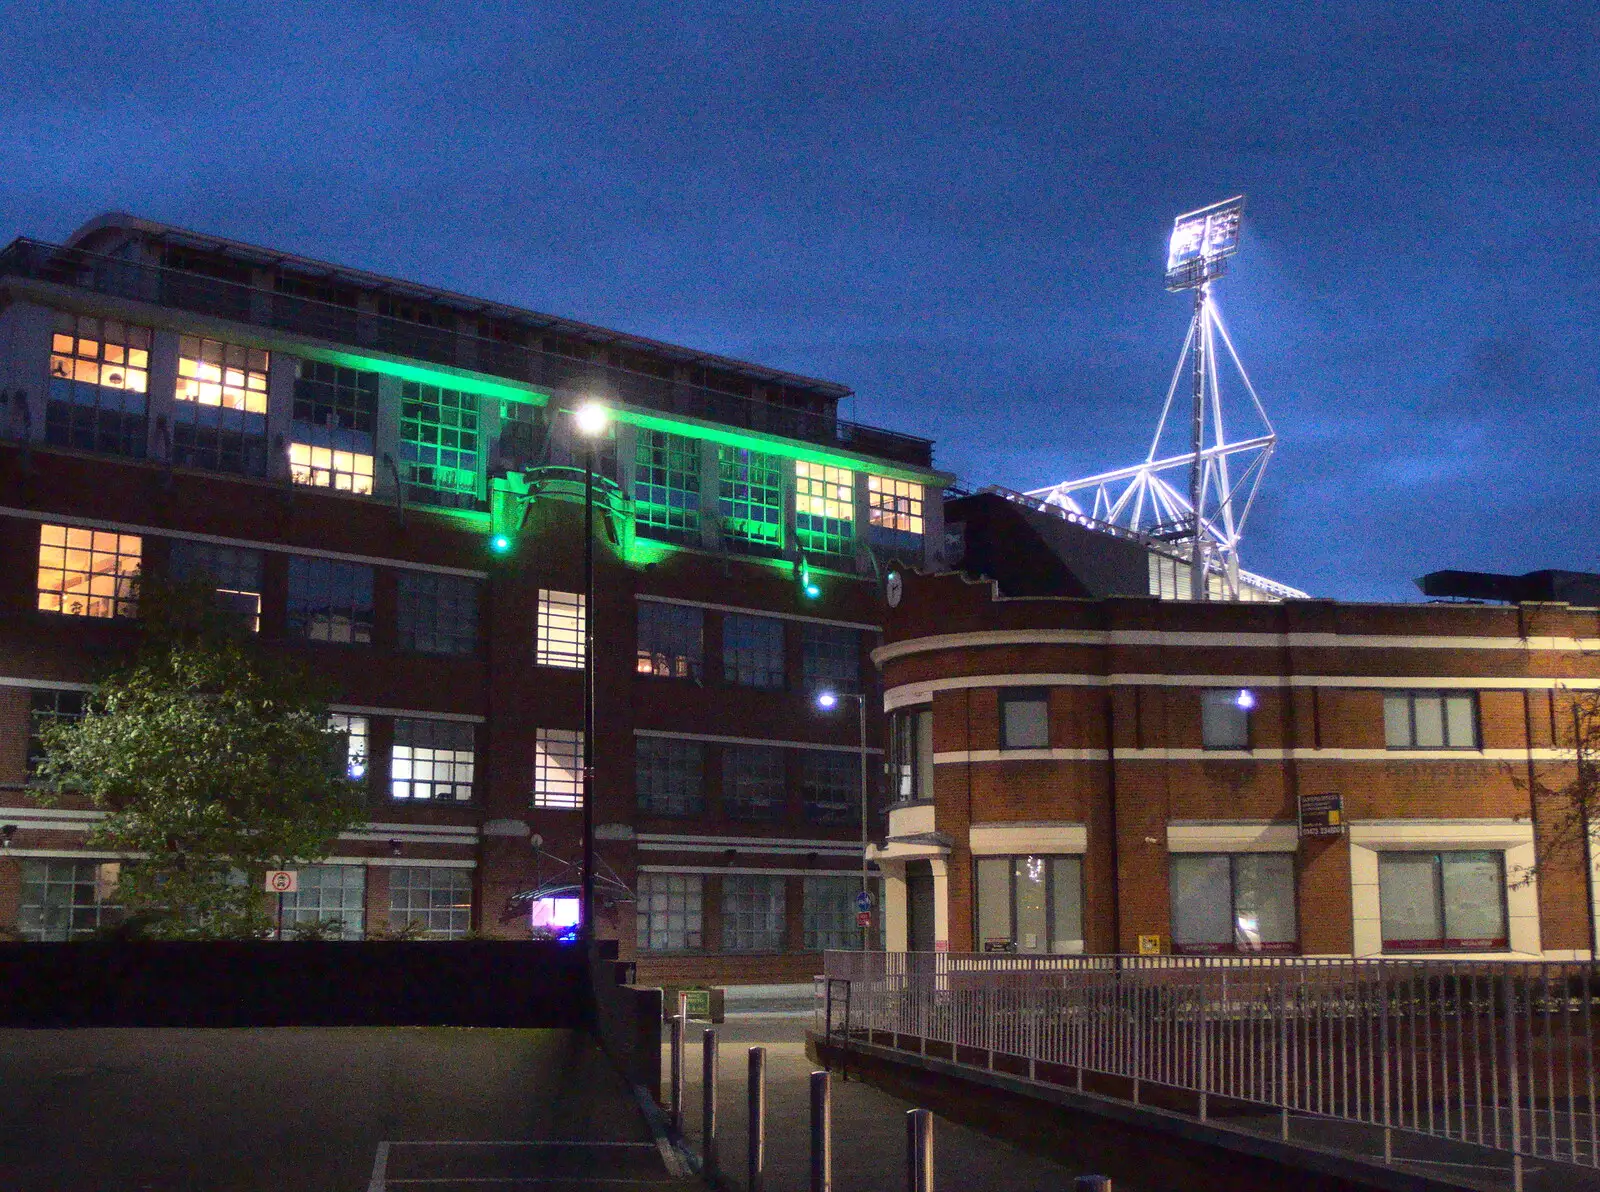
[64,211,854,400]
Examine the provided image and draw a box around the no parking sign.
[264,870,299,893]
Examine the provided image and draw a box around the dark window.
[1383,691,1478,749]
[397,571,479,656]
[722,745,786,821]
[975,855,1084,954]
[27,689,86,780]
[1000,690,1049,750]
[1170,853,1297,955]
[1378,851,1507,952]
[391,718,476,802]
[801,749,860,826]
[636,601,703,680]
[169,540,263,631]
[287,557,374,644]
[717,446,783,554]
[400,382,480,509]
[18,860,123,941]
[1201,689,1253,750]
[635,736,704,817]
[291,360,378,436]
[722,613,785,689]
[801,623,859,696]
[889,706,933,804]
[721,875,785,952]
[634,429,701,542]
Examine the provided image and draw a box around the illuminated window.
[718,446,783,553]
[866,476,924,549]
[794,462,854,558]
[27,689,86,781]
[173,336,269,475]
[722,613,785,689]
[329,713,369,781]
[287,557,374,643]
[636,736,703,817]
[397,571,479,656]
[1201,689,1252,750]
[279,865,365,939]
[1384,691,1478,749]
[636,601,703,679]
[389,866,471,938]
[536,589,585,669]
[801,623,859,695]
[46,313,150,457]
[288,442,374,494]
[1378,851,1507,952]
[722,745,785,822]
[400,382,480,508]
[18,860,123,941]
[533,728,583,809]
[37,524,140,619]
[722,875,785,952]
[637,872,702,952]
[977,856,1084,954]
[801,750,859,826]
[1171,854,1296,955]
[169,540,263,631]
[634,429,701,542]
[391,718,475,802]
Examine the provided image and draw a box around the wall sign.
[1299,792,1344,838]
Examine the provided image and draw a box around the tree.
[1512,688,1600,958]
[34,580,368,938]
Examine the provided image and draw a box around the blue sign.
[855,890,873,913]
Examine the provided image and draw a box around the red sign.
[856,911,872,928]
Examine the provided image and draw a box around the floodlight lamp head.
[573,401,609,438]
[817,691,838,710]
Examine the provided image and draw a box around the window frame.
[399,381,481,509]
[721,613,786,690]
[36,524,141,620]
[637,872,704,952]
[1169,852,1299,956]
[533,727,584,810]
[717,446,785,554]
[635,736,705,817]
[721,874,787,953]
[46,313,151,458]
[633,428,702,543]
[27,688,87,782]
[18,859,123,941]
[865,475,924,549]
[396,571,480,657]
[794,461,856,559]
[172,335,270,476]
[279,864,366,939]
[888,705,934,804]
[721,744,787,822]
[1377,850,1509,952]
[390,717,476,803]
[636,601,704,681]
[388,866,472,939]
[801,749,861,826]
[286,556,375,645]
[973,854,1085,955]
[1200,688,1253,751]
[1383,690,1480,750]
[999,688,1050,751]
[800,622,860,696]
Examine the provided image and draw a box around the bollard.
[748,1046,767,1192]
[905,1108,934,1192]
[668,1011,685,1137]
[809,1069,832,1192]
[701,1028,719,1179]
[1074,1176,1111,1192]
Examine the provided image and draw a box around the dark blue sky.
[3,1,1596,600]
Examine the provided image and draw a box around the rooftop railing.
[0,238,935,469]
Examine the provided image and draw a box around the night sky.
[3,2,1595,601]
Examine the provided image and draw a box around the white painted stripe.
[638,841,863,857]
[934,748,1108,763]
[634,728,883,755]
[0,847,134,859]
[337,834,481,846]
[0,506,489,579]
[332,704,486,724]
[325,856,476,869]
[637,864,869,877]
[385,1141,657,1147]
[363,821,479,836]
[636,592,879,632]
[873,627,1600,664]
[0,806,103,820]
[0,676,94,692]
[368,1140,389,1192]
[928,747,1581,763]
[884,672,1600,709]
[637,832,860,849]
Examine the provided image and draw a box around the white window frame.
[536,589,586,669]
[533,728,584,810]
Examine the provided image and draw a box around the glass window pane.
[1232,854,1296,952]
[1201,690,1250,749]
[975,857,1012,952]
[1379,853,1443,950]
[1013,856,1048,953]
[1444,695,1477,748]
[1412,695,1445,748]
[1441,851,1507,946]
[1049,857,1084,954]
[1170,855,1232,951]
[1383,694,1412,747]
[1001,696,1048,749]
[915,710,934,799]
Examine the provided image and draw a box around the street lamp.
[574,400,608,952]
[816,689,871,950]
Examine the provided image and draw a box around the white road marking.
[367,1141,390,1192]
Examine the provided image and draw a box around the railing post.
[810,1070,833,1192]
[1503,973,1523,1192]
[906,1108,934,1192]
[669,1010,685,1137]
[702,1028,718,1180]
[748,1046,767,1192]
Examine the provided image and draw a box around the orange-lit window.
[794,461,854,557]
[49,317,149,395]
[176,337,268,413]
[37,524,141,619]
[289,442,374,494]
[867,475,924,538]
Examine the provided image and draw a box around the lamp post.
[573,401,609,951]
[817,690,870,950]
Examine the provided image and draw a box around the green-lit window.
[718,447,783,553]
[795,462,855,559]
[400,382,480,509]
[634,430,701,542]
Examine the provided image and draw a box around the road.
[0,1026,697,1192]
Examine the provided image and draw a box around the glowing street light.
[816,691,838,710]
[815,688,871,949]
[573,399,608,953]
[573,401,609,438]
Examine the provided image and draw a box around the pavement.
[667,1013,1090,1192]
[0,1026,700,1192]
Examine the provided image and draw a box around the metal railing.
[0,237,935,468]
[820,951,1600,1184]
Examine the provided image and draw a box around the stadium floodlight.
[1165,196,1244,291]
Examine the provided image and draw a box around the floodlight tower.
[1028,196,1277,600]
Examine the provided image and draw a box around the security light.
[1235,689,1256,711]
[573,401,609,437]
[817,691,838,710]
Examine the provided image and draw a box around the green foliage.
[33,578,368,938]
[366,918,430,941]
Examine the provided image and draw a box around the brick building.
[0,213,950,984]
[873,492,1600,960]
